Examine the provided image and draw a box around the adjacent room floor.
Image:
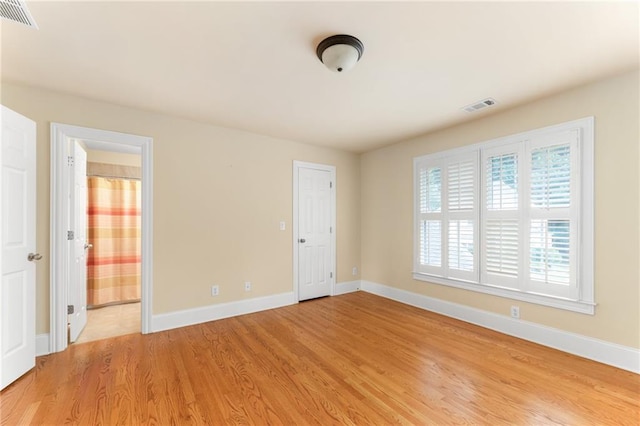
[75,302,140,344]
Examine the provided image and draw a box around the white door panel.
[68,140,87,342]
[1,105,36,390]
[298,167,332,301]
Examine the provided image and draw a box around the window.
[413,118,594,314]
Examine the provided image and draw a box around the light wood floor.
[1,292,638,425]
[75,302,141,344]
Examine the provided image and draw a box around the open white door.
[295,163,335,301]
[0,105,37,390]
[68,140,88,342]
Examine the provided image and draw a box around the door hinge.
[67,305,74,314]
[67,156,74,167]
[330,272,333,279]
[330,226,332,234]
[67,230,74,240]
[329,181,333,188]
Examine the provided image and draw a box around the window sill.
[412,272,595,315]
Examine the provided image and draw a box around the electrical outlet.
[245,281,251,292]
[211,285,219,297]
[510,305,520,319]
[352,267,358,276]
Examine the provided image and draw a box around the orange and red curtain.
[87,177,141,307]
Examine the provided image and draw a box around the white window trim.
[413,117,595,315]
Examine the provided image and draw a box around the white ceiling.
[2,1,638,153]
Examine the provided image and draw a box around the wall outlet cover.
[510,306,520,319]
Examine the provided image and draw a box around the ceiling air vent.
[0,0,38,29]
[463,98,497,113]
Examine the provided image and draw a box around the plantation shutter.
[415,161,443,275]
[481,147,522,289]
[485,220,519,276]
[445,154,478,281]
[414,117,592,313]
[526,130,579,299]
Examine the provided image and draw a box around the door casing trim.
[292,161,336,302]
[50,123,153,353]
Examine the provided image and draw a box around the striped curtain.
[87,177,141,307]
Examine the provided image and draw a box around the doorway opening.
[50,124,153,353]
[75,149,142,344]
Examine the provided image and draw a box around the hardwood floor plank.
[1,292,638,425]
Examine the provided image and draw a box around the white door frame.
[292,161,336,301]
[50,123,153,353]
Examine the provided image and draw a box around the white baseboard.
[151,291,296,333]
[152,282,361,334]
[360,280,640,374]
[36,333,50,356]
[334,280,360,295]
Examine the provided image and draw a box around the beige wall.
[361,70,640,348]
[87,149,141,167]
[2,70,637,350]
[1,83,361,334]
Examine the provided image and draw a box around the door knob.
[28,253,43,262]
[84,243,93,250]
[299,238,306,243]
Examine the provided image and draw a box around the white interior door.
[68,140,88,342]
[297,167,332,301]
[0,105,37,390]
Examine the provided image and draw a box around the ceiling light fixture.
[316,34,364,73]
